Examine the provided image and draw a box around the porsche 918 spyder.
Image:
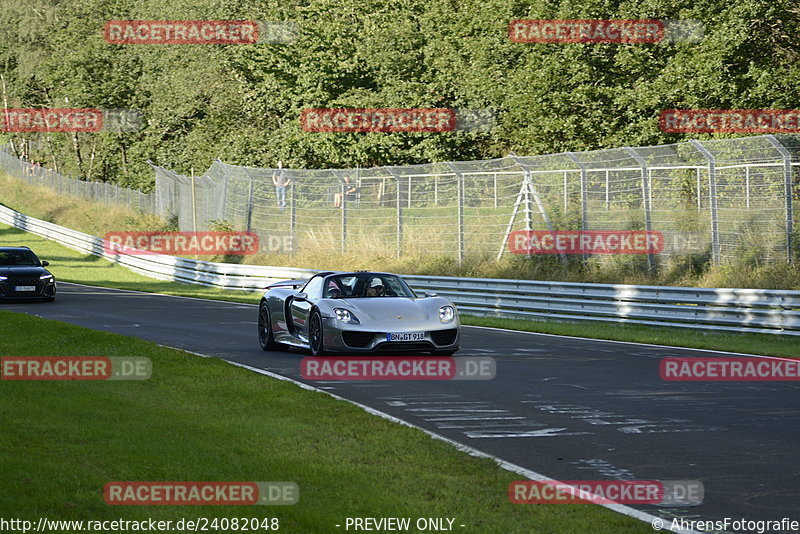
[257,271,460,355]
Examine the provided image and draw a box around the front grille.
[342,331,376,348]
[430,328,458,346]
[6,278,40,286]
[1,278,44,297]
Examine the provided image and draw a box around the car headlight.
[0,275,6,281]
[439,305,455,322]
[333,308,360,324]
[40,274,53,280]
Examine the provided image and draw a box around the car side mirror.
[423,291,437,297]
[295,292,308,301]
[41,260,49,266]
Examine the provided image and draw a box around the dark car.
[0,247,56,302]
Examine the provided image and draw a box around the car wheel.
[258,301,280,351]
[308,310,326,356]
[42,297,55,303]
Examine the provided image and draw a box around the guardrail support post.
[690,140,720,264]
[766,135,794,262]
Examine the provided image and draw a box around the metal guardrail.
[1,204,798,336]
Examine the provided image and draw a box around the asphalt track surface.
[5,282,800,531]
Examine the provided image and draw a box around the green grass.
[0,311,646,532]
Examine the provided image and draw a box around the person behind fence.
[333,175,359,208]
[272,161,290,210]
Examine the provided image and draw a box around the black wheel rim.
[310,314,322,353]
[258,306,269,345]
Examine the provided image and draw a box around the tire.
[42,297,55,303]
[258,301,280,351]
[308,310,326,356]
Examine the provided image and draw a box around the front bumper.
[0,279,56,299]
[321,318,460,353]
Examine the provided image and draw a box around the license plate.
[15,286,36,292]
[387,332,425,342]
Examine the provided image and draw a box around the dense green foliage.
[1,0,798,189]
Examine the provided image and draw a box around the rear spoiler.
[266,278,308,290]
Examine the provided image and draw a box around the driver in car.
[365,279,385,297]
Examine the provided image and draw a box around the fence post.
[690,140,720,263]
[244,170,255,232]
[446,162,465,264]
[407,175,412,208]
[386,167,403,258]
[625,147,655,271]
[745,166,751,210]
[190,168,199,237]
[696,167,702,209]
[565,152,588,261]
[605,170,610,210]
[290,182,297,254]
[765,135,794,262]
[563,171,568,210]
[342,180,347,253]
[493,173,498,209]
[215,160,229,222]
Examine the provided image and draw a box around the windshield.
[0,250,41,266]
[324,274,416,299]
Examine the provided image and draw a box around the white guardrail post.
[1,204,798,335]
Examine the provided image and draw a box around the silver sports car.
[257,271,460,355]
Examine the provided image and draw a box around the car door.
[289,275,324,339]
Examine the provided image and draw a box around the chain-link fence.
[0,147,156,213]
[152,134,800,265]
[2,136,798,266]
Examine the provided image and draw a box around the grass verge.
[0,310,645,532]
